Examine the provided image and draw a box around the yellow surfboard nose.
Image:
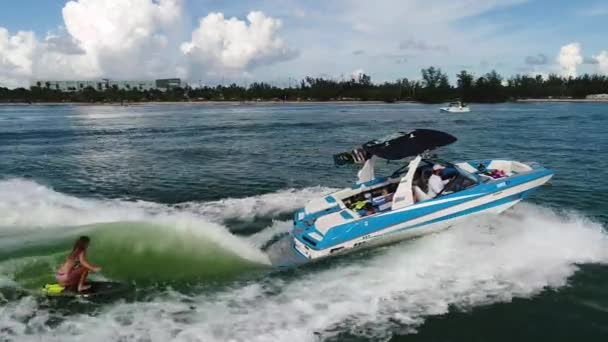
[43,283,65,294]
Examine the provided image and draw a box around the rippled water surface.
[0,102,607,341]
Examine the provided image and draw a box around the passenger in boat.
[381,188,394,202]
[351,194,367,210]
[364,202,376,216]
[427,164,451,198]
[489,169,506,178]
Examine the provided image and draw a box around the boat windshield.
[454,164,480,183]
[390,163,410,178]
[440,164,480,194]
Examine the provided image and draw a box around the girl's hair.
[69,236,90,259]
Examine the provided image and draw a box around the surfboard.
[42,281,132,298]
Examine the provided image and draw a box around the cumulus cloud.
[181,11,297,77]
[0,27,104,87]
[593,51,608,74]
[557,42,583,77]
[0,28,36,87]
[0,0,185,86]
[61,0,184,78]
[43,34,85,55]
[0,1,296,87]
[525,53,548,65]
[583,56,599,65]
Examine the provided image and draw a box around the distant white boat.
[440,101,470,113]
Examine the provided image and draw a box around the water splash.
[2,204,605,341]
[0,179,333,285]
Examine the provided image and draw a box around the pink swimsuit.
[55,252,83,285]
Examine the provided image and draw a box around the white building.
[107,80,156,91]
[155,78,183,90]
[586,93,608,100]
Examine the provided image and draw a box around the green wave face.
[0,222,267,289]
[88,222,266,283]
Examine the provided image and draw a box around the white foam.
[247,220,292,249]
[0,296,46,337]
[0,179,331,229]
[0,178,157,228]
[0,179,333,265]
[0,178,307,265]
[177,186,334,222]
[3,204,605,341]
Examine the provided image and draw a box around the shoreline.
[515,98,608,103]
[1,98,607,106]
[0,100,418,106]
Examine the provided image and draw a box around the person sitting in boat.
[489,169,506,178]
[381,188,394,202]
[55,236,101,292]
[364,202,376,216]
[427,164,451,198]
[352,193,372,210]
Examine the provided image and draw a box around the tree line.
[1,67,608,104]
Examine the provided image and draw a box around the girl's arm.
[78,252,101,272]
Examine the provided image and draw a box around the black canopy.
[333,129,457,165]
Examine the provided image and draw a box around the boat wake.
[1,179,607,341]
[0,179,330,286]
[99,207,608,341]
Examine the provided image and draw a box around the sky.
[1,0,608,88]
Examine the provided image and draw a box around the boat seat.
[413,185,432,202]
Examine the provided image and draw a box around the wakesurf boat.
[267,129,553,266]
[440,101,471,113]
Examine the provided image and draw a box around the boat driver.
[427,164,451,198]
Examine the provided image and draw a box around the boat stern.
[266,208,332,266]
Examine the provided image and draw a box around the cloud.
[583,56,599,65]
[61,0,184,78]
[399,38,446,52]
[379,53,410,64]
[593,51,608,74]
[0,28,36,88]
[181,11,297,78]
[0,1,297,87]
[291,8,307,18]
[3,0,605,88]
[43,34,85,55]
[351,68,365,78]
[557,42,583,77]
[0,0,186,87]
[525,53,548,65]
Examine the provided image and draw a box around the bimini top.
[334,129,457,165]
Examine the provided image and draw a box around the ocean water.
[0,102,606,341]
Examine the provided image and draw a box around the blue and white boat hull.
[267,158,553,267]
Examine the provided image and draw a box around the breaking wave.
[0,179,331,286]
[1,203,606,341]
